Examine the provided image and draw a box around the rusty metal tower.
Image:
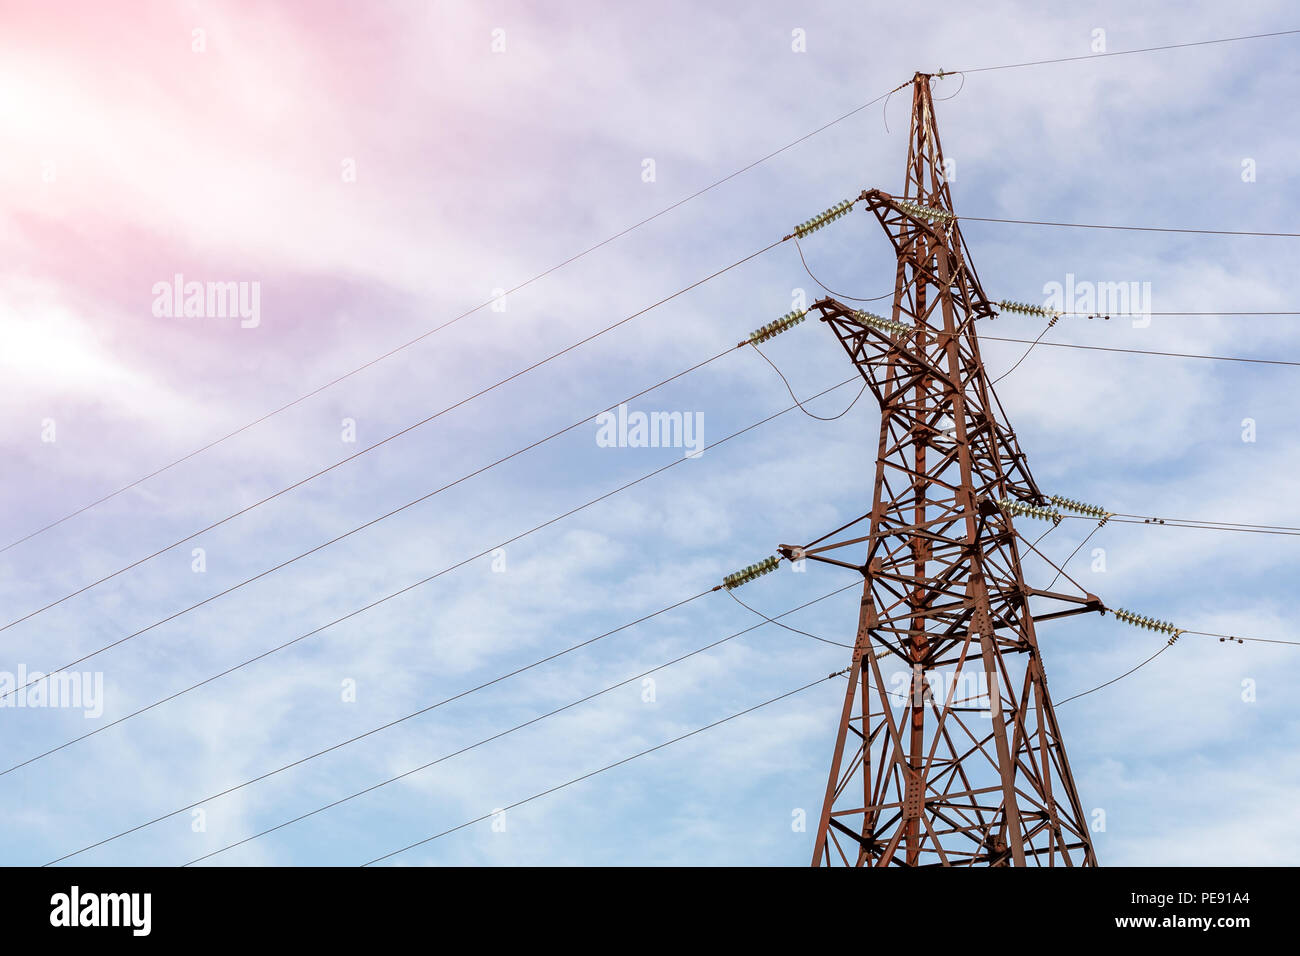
[785,73,1101,866]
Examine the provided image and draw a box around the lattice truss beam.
[788,74,1103,867]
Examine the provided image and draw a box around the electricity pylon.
[785,73,1102,866]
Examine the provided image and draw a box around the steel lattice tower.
[786,73,1102,867]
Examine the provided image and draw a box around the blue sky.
[1,0,1298,865]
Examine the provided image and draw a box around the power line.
[1054,596,1300,709]
[1065,513,1300,538]
[0,240,785,635]
[356,586,1290,866]
[15,26,1299,556]
[1,377,860,703]
[748,342,870,421]
[990,320,1054,384]
[1056,622,1300,708]
[0,345,741,710]
[1045,523,1104,592]
[49,585,853,866]
[1111,512,1300,533]
[46,581,1295,865]
[1054,311,1300,317]
[2,100,899,557]
[1181,629,1300,647]
[744,510,1297,722]
[355,673,835,868]
[979,335,1300,368]
[962,214,1300,238]
[37,496,1288,835]
[793,236,892,303]
[1056,642,1175,707]
[2,585,713,780]
[1110,517,1300,537]
[953,27,1300,75]
[821,604,1297,713]
[1046,517,1300,705]
[24,27,1300,864]
[726,588,855,648]
[1052,603,1297,709]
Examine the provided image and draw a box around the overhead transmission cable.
[0,377,862,703]
[792,236,892,303]
[748,342,870,421]
[1011,494,1300,541]
[14,25,1300,555]
[725,589,855,648]
[47,560,1295,862]
[46,583,856,865]
[990,320,1055,384]
[7,191,877,634]
[1063,513,1300,538]
[1056,643,1177,707]
[19,25,1300,866]
[1110,512,1300,533]
[0,238,789,633]
[355,673,839,868]
[1054,311,1300,317]
[0,346,739,694]
[2,96,902,556]
[1,583,714,778]
[1045,523,1105,592]
[360,479,1300,871]
[960,213,1300,239]
[980,335,1300,369]
[8,191,881,633]
[951,27,1300,74]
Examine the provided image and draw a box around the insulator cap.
[1048,494,1114,523]
[854,310,910,337]
[896,198,955,223]
[999,497,1062,524]
[746,309,808,345]
[723,555,781,590]
[792,199,855,238]
[1112,607,1181,638]
[996,299,1063,321]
